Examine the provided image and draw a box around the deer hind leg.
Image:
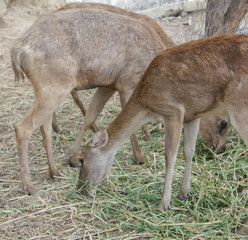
[160,110,184,210]
[69,87,115,167]
[71,90,98,132]
[40,114,60,177]
[15,88,70,196]
[141,124,152,141]
[52,112,60,133]
[178,119,200,200]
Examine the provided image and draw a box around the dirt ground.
[0,1,206,239]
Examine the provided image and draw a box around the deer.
[11,6,175,196]
[51,2,176,166]
[78,34,248,211]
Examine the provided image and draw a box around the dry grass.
[0,1,247,240]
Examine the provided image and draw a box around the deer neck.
[103,101,149,154]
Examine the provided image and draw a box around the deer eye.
[219,120,228,133]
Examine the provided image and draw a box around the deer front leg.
[160,112,184,210]
[69,87,115,167]
[51,91,99,134]
[178,119,199,200]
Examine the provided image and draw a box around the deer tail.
[11,47,25,84]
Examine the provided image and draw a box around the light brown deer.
[78,34,248,210]
[11,6,172,195]
[52,2,176,166]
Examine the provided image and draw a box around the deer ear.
[91,129,108,148]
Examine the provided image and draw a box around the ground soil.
[0,1,203,239]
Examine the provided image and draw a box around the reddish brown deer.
[78,35,248,210]
[11,6,172,195]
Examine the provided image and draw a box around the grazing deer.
[11,6,172,195]
[78,34,248,210]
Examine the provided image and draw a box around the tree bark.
[223,0,248,34]
[205,0,248,37]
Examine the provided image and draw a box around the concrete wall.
[67,0,189,11]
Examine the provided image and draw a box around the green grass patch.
[53,123,247,239]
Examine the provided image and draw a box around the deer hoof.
[177,191,189,200]
[31,191,41,197]
[85,189,96,198]
[52,125,61,134]
[78,188,96,198]
[135,157,145,165]
[24,185,40,196]
[50,170,61,178]
[159,202,170,211]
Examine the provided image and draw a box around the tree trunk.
[205,0,248,37]
[223,0,248,34]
